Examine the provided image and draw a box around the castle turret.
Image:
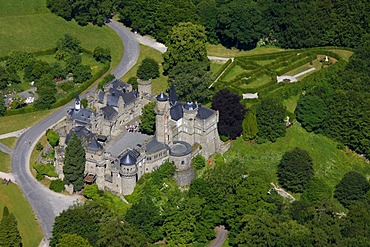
[119,152,137,195]
[155,92,173,146]
[75,91,81,111]
[137,79,152,98]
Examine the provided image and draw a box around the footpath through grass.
[0,183,43,247]
[0,0,123,68]
[225,124,370,190]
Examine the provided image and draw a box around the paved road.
[11,20,140,242]
[209,226,228,247]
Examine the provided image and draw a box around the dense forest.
[46,0,370,49]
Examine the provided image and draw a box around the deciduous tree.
[56,234,92,247]
[137,58,159,80]
[139,102,156,135]
[212,89,246,140]
[277,147,314,193]
[163,22,209,74]
[334,171,370,208]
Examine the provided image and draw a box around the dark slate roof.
[145,138,169,154]
[111,79,130,90]
[107,90,137,107]
[98,91,104,103]
[75,91,80,102]
[183,102,197,111]
[196,106,214,119]
[119,149,140,166]
[66,126,93,145]
[169,86,178,106]
[87,138,102,151]
[169,141,192,157]
[101,105,117,120]
[170,103,183,121]
[120,153,137,166]
[67,108,93,125]
[156,92,168,102]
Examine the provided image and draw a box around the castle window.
[181,161,185,164]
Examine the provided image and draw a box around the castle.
[54,79,224,195]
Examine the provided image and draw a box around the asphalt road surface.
[11,19,140,241]
[209,226,228,247]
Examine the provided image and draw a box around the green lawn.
[0,137,18,149]
[0,0,123,68]
[0,184,43,247]
[0,108,56,135]
[241,74,271,89]
[121,44,168,94]
[210,62,225,75]
[0,151,11,172]
[222,65,245,82]
[283,94,300,113]
[224,124,370,190]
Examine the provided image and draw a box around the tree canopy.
[63,133,86,192]
[334,171,370,208]
[256,97,286,143]
[168,61,211,103]
[212,89,246,140]
[163,22,209,74]
[137,58,159,80]
[139,102,156,135]
[277,147,314,193]
[0,208,22,247]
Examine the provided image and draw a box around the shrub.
[192,154,206,170]
[36,142,43,151]
[46,129,60,147]
[49,179,65,192]
[36,173,44,181]
[34,163,58,177]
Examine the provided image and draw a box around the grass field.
[222,65,245,82]
[225,124,370,190]
[0,0,123,68]
[242,74,271,89]
[0,108,56,135]
[121,44,168,94]
[0,151,11,172]
[0,183,43,247]
[0,137,18,149]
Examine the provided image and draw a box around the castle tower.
[119,153,137,195]
[155,92,173,146]
[137,79,152,98]
[75,91,81,111]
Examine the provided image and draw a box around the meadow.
[0,0,123,68]
[0,183,43,247]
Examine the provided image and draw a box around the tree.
[56,234,92,247]
[137,58,159,80]
[98,217,149,247]
[242,111,258,140]
[256,97,286,143]
[55,34,82,60]
[196,0,218,43]
[212,89,246,140]
[139,102,156,135]
[46,129,60,148]
[93,46,111,63]
[127,77,138,90]
[334,171,370,208]
[0,212,22,247]
[295,95,327,132]
[46,0,73,21]
[163,22,209,74]
[192,154,206,170]
[341,200,370,239]
[34,74,57,110]
[73,65,92,84]
[63,133,86,192]
[6,51,35,71]
[217,0,264,49]
[277,147,314,193]
[168,61,211,103]
[0,95,7,116]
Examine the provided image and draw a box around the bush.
[192,154,206,170]
[36,142,43,151]
[49,179,65,192]
[137,58,159,80]
[36,173,44,181]
[46,129,60,148]
[34,163,58,177]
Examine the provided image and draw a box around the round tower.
[155,92,172,145]
[119,153,137,195]
[169,141,195,186]
[137,79,152,98]
[75,91,81,111]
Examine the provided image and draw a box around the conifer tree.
[242,111,258,140]
[63,133,86,192]
[0,210,22,247]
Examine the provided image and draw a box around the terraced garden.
[212,48,352,103]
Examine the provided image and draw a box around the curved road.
[11,19,139,241]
